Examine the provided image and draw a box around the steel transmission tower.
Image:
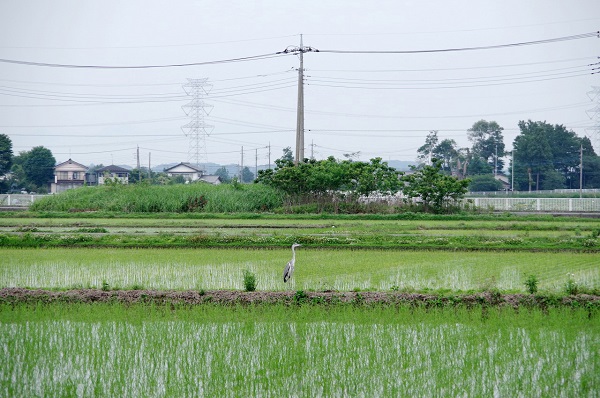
[587,86,600,153]
[181,78,214,167]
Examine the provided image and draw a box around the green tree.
[346,157,401,197]
[241,167,255,183]
[401,159,470,213]
[512,121,591,191]
[215,166,231,183]
[278,147,294,163]
[580,137,600,188]
[468,175,503,192]
[467,155,493,176]
[417,131,439,164]
[22,146,56,191]
[433,139,458,174]
[0,134,13,193]
[0,134,12,176]
[513,121,554,191]
[256,156,401,210]
[468,120,505,172]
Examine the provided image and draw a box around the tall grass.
[2,248,598,293]
[0,303,597,397]
[30,183,284,213]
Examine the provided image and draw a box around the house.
[164,162,205,182]
[199,175,222,185]
[51,159,89,193]
[494,174,511,190]
[96,165,130,185]
[164,162,222,185]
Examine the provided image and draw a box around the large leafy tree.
[278,147,294,163]
[468,175,503,192]
[417,131,464,176]
[21,146,56,191]
[580,137,600,188]
[513,121,555,191]
[467,120,505,172]
[432,139,458,174]
[0,134,12,177]
[512,120,593,191]
[241,166,254,183]
[416,131,439,164]
[467,155,493,176]
[401,159,470,213]
[214,166,231,183]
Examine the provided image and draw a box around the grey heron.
[283,243,302,283]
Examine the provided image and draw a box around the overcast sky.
[1,1,599,170]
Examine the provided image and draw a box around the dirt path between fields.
[1,288,598,309]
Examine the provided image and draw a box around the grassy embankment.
[29,183,284,213]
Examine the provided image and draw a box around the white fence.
[468,197,600,212]
[0,194,47,207]
[1,193,599,213]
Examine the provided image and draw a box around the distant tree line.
[416,119,600,191]
[0,135,55,194]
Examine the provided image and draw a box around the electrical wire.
[0,52,290,69]
[318,32,599,54]
[308,72,590,90]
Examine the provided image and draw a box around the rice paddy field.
[1,213,599,396]
[1,304,598,397]
[1,248,599,292]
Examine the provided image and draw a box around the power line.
[0,34,298,50]
[318,32,599,54]
[0,52,289,69]
[309,56,595,73]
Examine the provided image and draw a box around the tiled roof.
[97,165,130,173]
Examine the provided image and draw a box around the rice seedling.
[0,303,597,397]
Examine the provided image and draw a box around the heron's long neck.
[291,247,296,260]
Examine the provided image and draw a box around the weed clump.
[565,274,579,295]
[243,270,256,292]
[524,274,538,294]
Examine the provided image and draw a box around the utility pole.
[494,144,498,177]
[148,152,151,180]
[511,150,515,192]
[278,35,318,165]
[137,146,141,182]
[580,144,583,198]
[240,146,244,183]
[295,34,305,165]
[268,142,271,170]
[255,148,258,181]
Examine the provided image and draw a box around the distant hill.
[386,160,415,171]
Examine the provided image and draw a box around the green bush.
[524,274,538,294]
[243,270,256,292]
